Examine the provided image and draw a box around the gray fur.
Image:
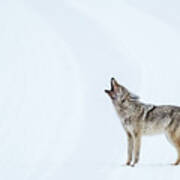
[105,78,180,166]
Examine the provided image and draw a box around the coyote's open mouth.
[104,78,119,99]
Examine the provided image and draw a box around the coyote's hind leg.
[166,129,180,165]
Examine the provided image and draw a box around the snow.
[0,0,180,179]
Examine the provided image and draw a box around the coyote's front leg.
[131,133,141,166]
[126,132,133,166]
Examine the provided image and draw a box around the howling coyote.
[105,78,180,166]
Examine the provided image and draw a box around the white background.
[0,0,180,179]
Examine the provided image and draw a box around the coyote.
[105,78,180,166]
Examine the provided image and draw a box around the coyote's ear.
[128,92,139,100]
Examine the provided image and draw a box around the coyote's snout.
[105,78,180,166]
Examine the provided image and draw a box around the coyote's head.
[105,78,139,104]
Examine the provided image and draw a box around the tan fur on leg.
[126,132,133,166]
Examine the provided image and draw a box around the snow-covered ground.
[0,0,180,179]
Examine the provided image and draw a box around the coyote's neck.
[114,98,144,120]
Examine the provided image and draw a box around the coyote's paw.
[171,161,180,166]
[126,161,131,166]
[130,163,136,167]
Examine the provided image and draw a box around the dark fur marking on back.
[144,106,156,121]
